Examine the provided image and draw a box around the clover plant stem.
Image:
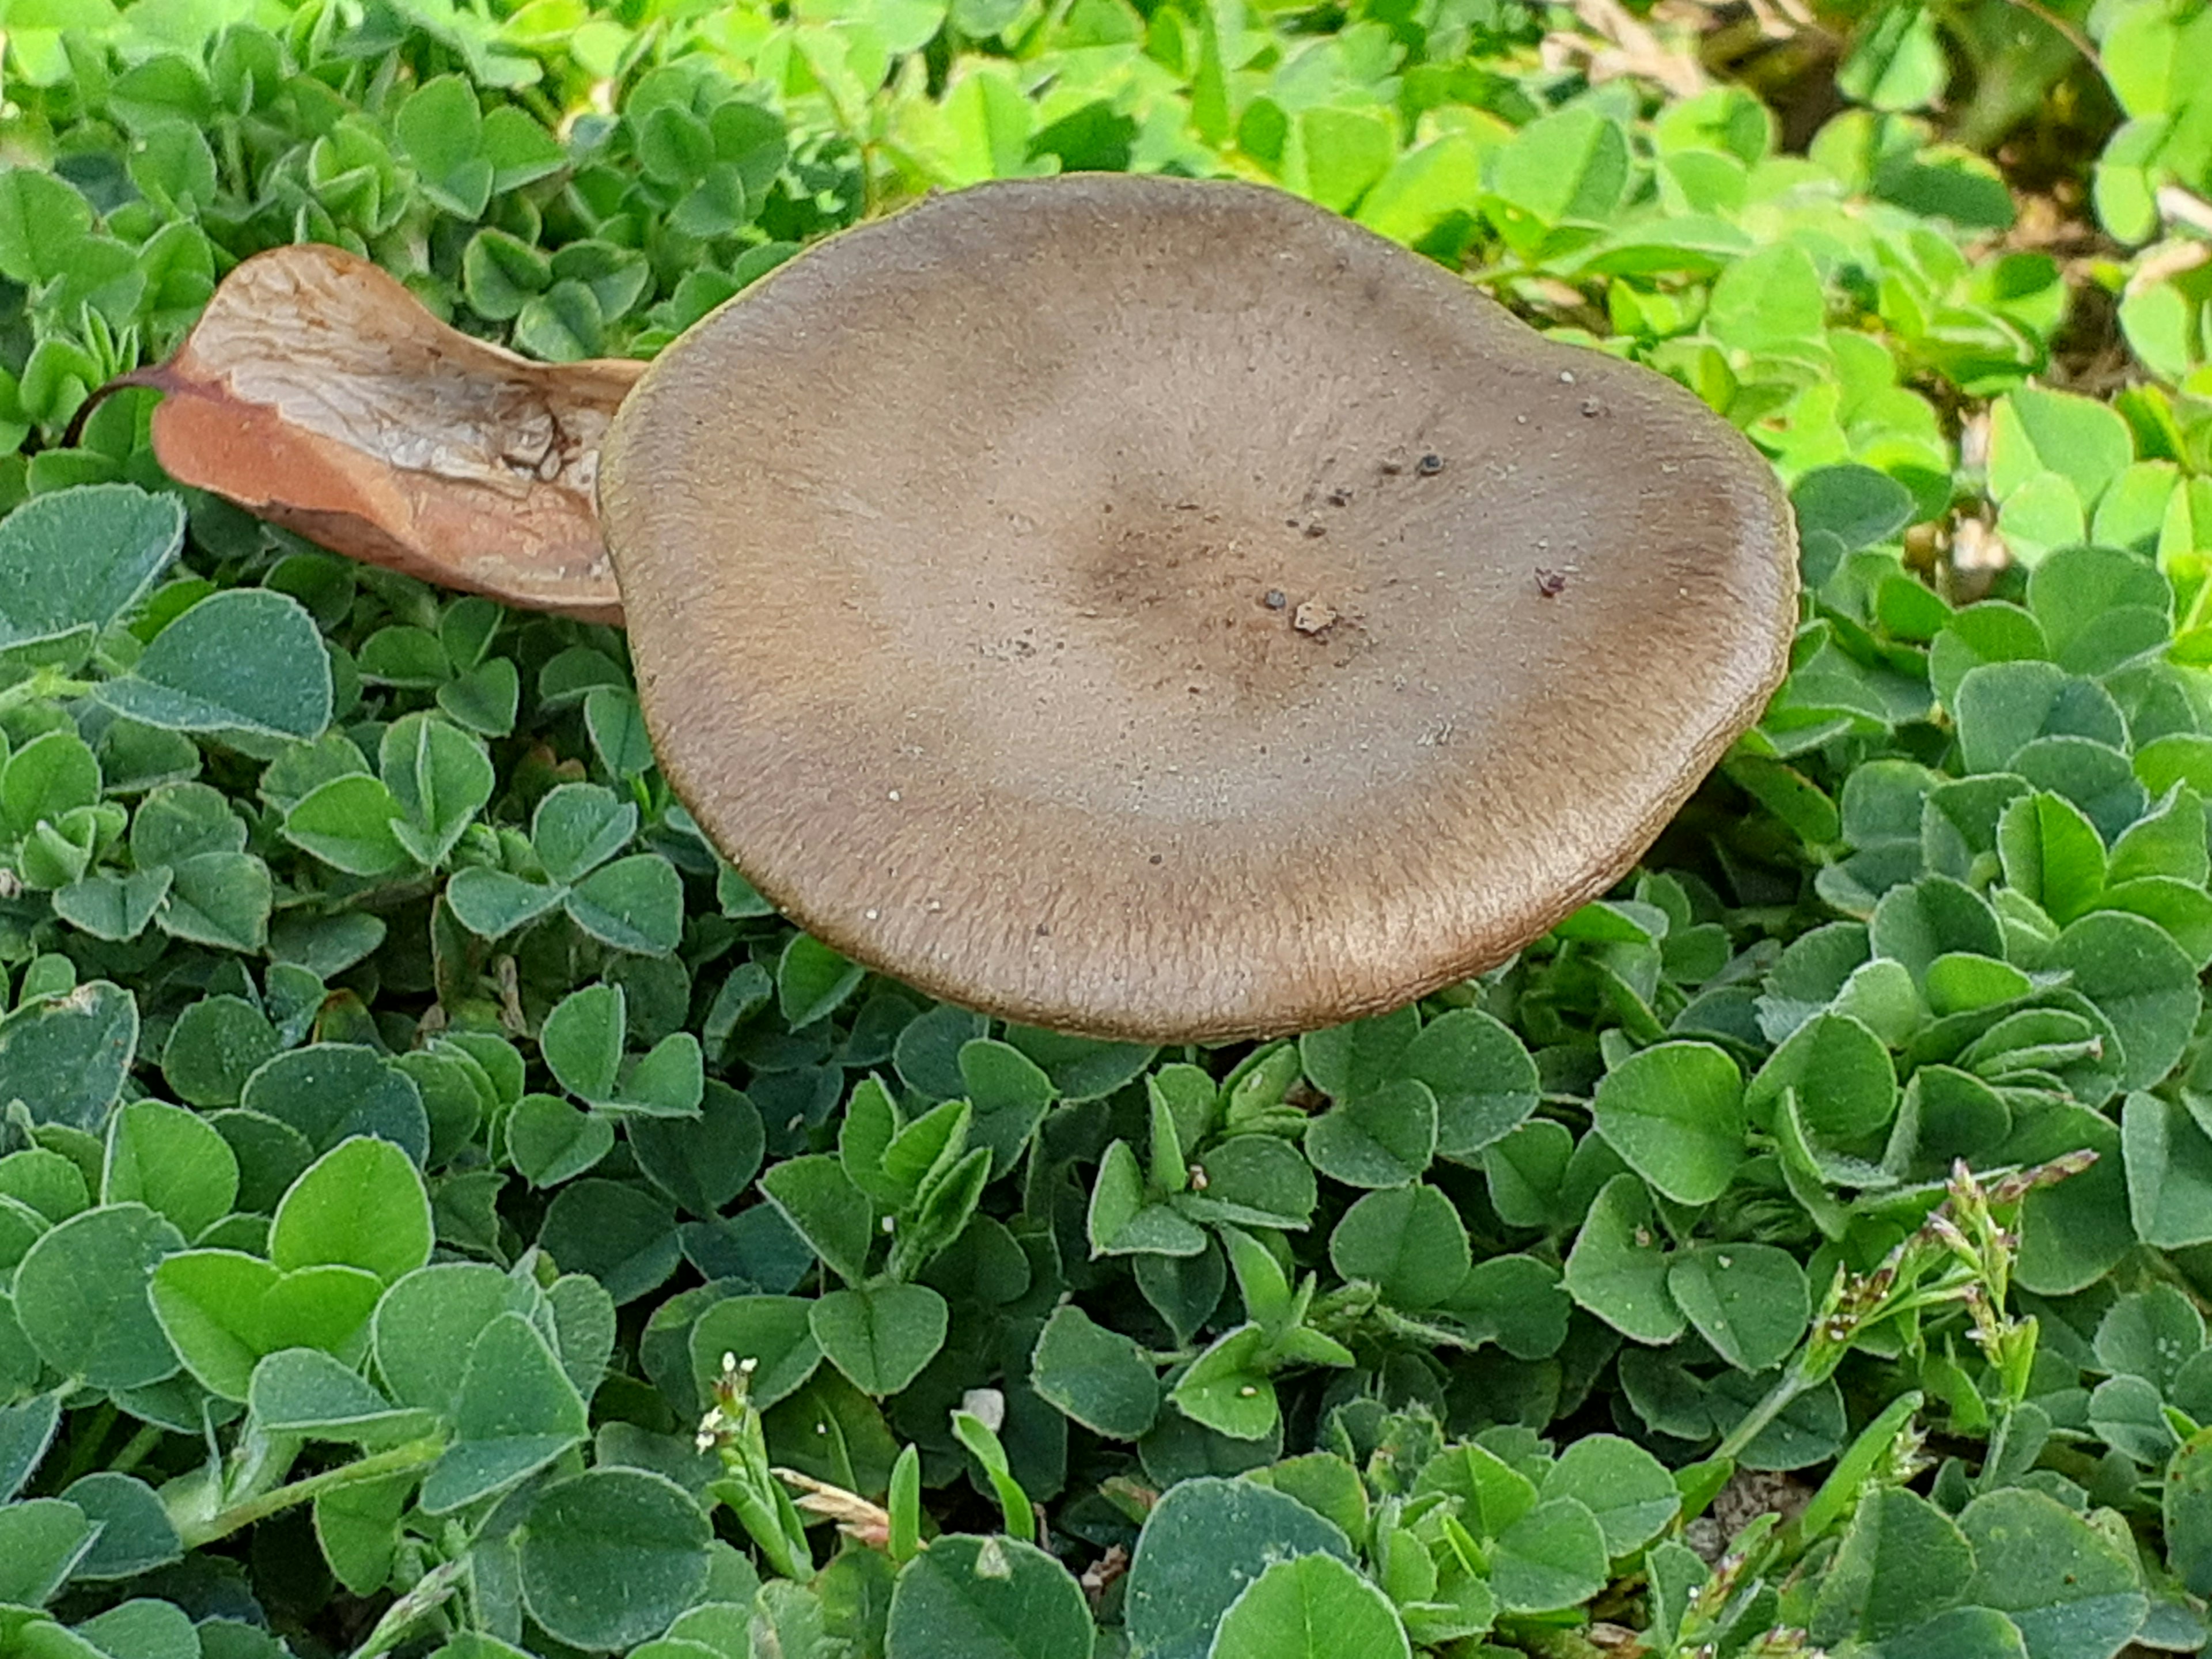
[353,873,446,912]
[1713,1359,1817,1465]
[1370,1305,1484,1352]
[859,143,882,221]
[177,1436,446,1549]
[109,1421,168,1478]
[54,1400,119,1488]
[513,82,563,131]
[346,1556,469,1659]
[2169,570,2212,653]
[1976,1402,2029,1497]
[0,670,93,717]
[218,121,246,196]
[710,1477,812,1582]
[2142,1247,2210,1305]
[1717,1289,1949,1464]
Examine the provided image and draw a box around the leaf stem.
[176,1437,445,1550]
[54,1401,119,1488]
[1713,1358,1815,1465]
[1369,1305,1486,1352]
[109,1422,168,1478]
[348,1556,469,1659]
[0,669,95,717]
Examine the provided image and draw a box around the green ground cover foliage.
[1,0,2211,1652]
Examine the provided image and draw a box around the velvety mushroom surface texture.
[599,173,1798,1041]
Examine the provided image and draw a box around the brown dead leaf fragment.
[116,243,637,621]
[772,1468,892,1548]
[1078,1544,1129,1610]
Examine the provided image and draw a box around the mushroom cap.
[597,175,1797,1042]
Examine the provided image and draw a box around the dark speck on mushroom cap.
[597,173,1797,1042]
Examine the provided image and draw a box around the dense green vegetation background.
[2,0,2212,1653]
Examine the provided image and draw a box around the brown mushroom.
[597,174,1796,1042]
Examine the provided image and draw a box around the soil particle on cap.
[1535,568,1568,597]
[1263,589,1287,610]
[1415,453,1443,475]
[1325,487,1351,507]
[1293,601,1339,635]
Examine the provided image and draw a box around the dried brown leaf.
[773,1467,892,1548]
[1541,0,1707,98]
[118,243,637,621]
[1078,1543,1129,1608]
